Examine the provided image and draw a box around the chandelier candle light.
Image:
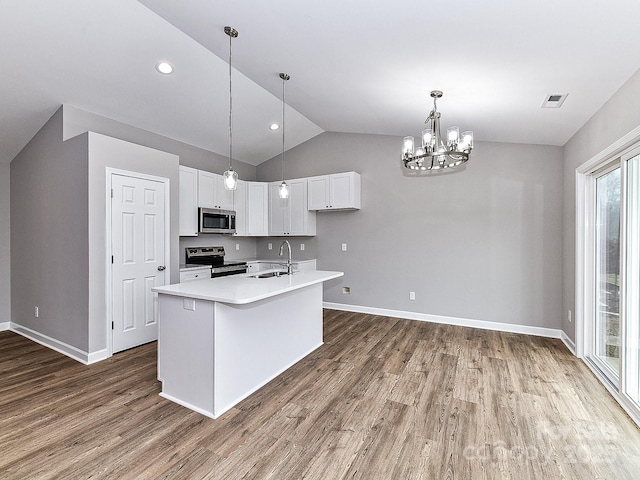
[401,90,473,173]
[278,73,290,199]
[223,26,239,190]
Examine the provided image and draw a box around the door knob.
[157,265,166,271]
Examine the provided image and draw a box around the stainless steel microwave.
[198,208,236,234]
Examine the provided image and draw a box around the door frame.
[105,167,171,356]
[576,125,640,426]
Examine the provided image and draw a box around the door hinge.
[111,255,114,264]
[111,188,114,198]
[111,321,114,330]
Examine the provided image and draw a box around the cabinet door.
[234,180,247,236]
[246,262,260,273]
[179,166,198,236]
[216,175,235,211]
[307,175,329,210]
[269,182,288,235]
[198,171,235,210]
[246,182,268,236]
[198,170,217,208]
[289,179,315,235]
[329,173,355,209]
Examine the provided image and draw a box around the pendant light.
[223,26,239,190]
[278,72,290,199]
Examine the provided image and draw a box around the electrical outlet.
[235,243,240,251]
[342,243,347,251]
[568,310,572,323]
[268,243,273,250]
[342,287,351,294]
[34,306,39,317]
[300,243,305,251]
[409,292,415,300]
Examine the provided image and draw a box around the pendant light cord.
[281,75,286,181]
[228,30,233,171]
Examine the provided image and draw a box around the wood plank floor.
[2,310,640,479]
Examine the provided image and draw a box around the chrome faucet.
[279,240,293,275]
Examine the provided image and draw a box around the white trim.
[0,322,10,331]
[575,132,640,360]
[105,168,171,357]
[9,323,109,364]
[323,303,564,340]
[576,124,640,175]
[560,331,576,355]
[583,359,640,427]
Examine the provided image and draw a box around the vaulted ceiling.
[2,0,640,166]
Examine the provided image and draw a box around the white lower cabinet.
[179,267,211,282]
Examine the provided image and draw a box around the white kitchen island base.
[157,280,328,419]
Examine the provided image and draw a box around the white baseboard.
[560,331,576,355]
[323,302,566,342]
[10,323,110,365]
[0,321,10,331]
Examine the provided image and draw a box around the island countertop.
[152,270,343,305]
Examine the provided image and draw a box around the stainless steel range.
[185,246,247,277]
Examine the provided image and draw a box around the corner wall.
[87,133,179,353]
[10,108,89,350]
[0,163,11,326]
[258,132,564,330]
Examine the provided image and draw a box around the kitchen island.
[151,269,343,418]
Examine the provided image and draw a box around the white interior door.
[111,173,166,353]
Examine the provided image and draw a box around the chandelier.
[401,90,473,173]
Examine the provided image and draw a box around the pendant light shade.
[278,73,290,199]
[223,26,239,190]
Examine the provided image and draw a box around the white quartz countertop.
[152,269,343,305]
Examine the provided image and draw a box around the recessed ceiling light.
[541,93,568,108]
[155,62,174,75]
[269,123,280,131]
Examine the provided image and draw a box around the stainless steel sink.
[252,271,288,279]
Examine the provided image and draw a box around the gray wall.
[258,132,564,329]
[11,108,90,349]
[8,105,259,355]
[87,132,179,353]
[562,68,640,343]
[0,163,11,324]
[63,105,257,181]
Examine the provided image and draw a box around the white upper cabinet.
[233,179,247,236]
[179,166,198,236]
[307,172,361,211]
[245,181,269,236]
[269,178,316,236]
[198,170,235,211]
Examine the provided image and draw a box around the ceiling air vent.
[541,93,568,108]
